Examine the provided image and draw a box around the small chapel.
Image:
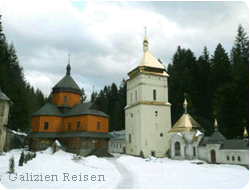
[27,58,112,156]
[168,97,249,168]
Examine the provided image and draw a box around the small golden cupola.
[214,118,218,130]
[168,95,205,133]
[243,127,248,140]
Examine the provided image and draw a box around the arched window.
[232,156,235,161]
[227,156,229,161]
[238,156,241,161]
[193,147,196,156]
[175,142,181,156]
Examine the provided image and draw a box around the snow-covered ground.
[117,155,249,189]
[0,149,249,189]
[0,149,121,189]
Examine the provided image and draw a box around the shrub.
[32,152,36,158]
[24,154,28,163]
[19,151,24,166]
[72,154,81,161]
[8,156,15,174]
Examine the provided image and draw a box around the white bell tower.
[125,28,171,158]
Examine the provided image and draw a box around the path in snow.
[106,156,136,189]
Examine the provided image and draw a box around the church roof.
[33,102,109,118]
[65,102,109,117]
[168,113,203,132]
[0,88,12,102]
[27,131,113,139]
[33,102,63,117]
[130,51,166,72]
[220,140,249,150]
[169,97,205,133]
[206,130,227,144]
[52,64,82,95]
[128,33,169,76]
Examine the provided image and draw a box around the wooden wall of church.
[52,92,81,107]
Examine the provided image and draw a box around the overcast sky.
[0,1,248,99]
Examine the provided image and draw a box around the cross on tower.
[143,26,147,35]
[68,52,71,62]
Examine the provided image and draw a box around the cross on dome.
[68,52,71,64]
[144,26,147,35]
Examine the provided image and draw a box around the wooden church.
[27,60,112,156]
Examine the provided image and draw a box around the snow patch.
[78,155,115,170]
[43,147,53,154]
[195,130,203,137]
[177,132,183,137]
[54,140,61,147]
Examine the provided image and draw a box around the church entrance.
[211,150,216,163]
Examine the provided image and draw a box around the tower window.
[44,122,49,130]
[64,96,67,102]
[155,111,158,116]
[97,122,100,130]
[135,91,137,101]
[129,134,131,143]
[77,122,80,130]
[131,93,132,103]
[131,113,133,118]
[153,90,156,100]
[68,123,71,131]
[193,147,196,156]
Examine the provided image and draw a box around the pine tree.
[8,156,15,174]
[90,92,98,102]
[81,88,87,102]
[18,151,24,166]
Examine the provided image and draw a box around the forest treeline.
[0,15,47,132]
[0,13,248,138]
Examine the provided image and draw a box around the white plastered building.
[168,98,249,168]
[125,33,171,158]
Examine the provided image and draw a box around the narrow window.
[184,147,186,156]
[131,93,132,103]
[155,111,158,116]
[64,96,67,102]
[232,156,235,161]
[97,122,100,130]
[175,142,181,156]
[227,156,229,161]
[131,113,133,118]
[193,147,196,156]
[153,89,156,100]
[135,91,137,101]
[77,122,80,130]
[129,134,131,143]
[238,156,241,161]
[44,122,49,130]
[68,123,71,131]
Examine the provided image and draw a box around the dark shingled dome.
[52,64,82,95]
